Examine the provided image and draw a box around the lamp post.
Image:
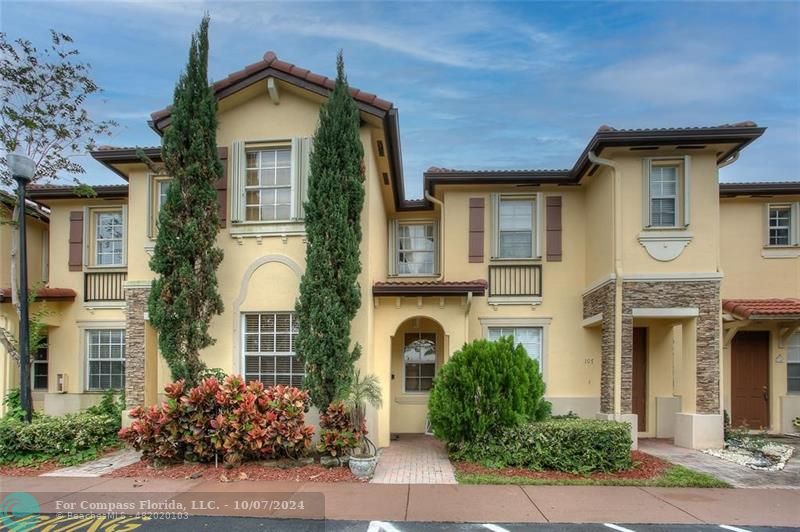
[7,152,35,422]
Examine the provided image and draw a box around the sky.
[2,0,799,198]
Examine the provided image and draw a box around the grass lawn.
[456,464,728,487]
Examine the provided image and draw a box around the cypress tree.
[296,52,365,408]
[148,15,224,386]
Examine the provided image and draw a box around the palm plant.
[342,369,382,456]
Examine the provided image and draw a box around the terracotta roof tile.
[151,50,394,129]
[0,287,76,302]
[722,298,800,319]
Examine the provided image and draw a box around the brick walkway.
[371,434,457,484]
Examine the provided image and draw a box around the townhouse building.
[1,51,798,450]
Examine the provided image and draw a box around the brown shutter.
[215,146,228,227]
[546,195,562,262]
[468,197,484,263]
[68,211,83,271]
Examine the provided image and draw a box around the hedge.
[451,419,633,474]
[0,412,120,465]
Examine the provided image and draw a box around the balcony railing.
[488,263,542,298]
[84,271,127,302]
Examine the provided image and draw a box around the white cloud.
[589,51,784,105]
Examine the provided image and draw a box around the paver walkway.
[2,476,799,526]
[640,437,800,489]
[371,434,456,484]
[40,449,141,477]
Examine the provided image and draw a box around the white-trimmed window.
[397,223,436,275]
[643,157,690,229]
[245,147,292,222]
[488,326,543,370]
[157,179,171,213]
[789,333,800,394]
[90,208,125,266]
[32,339,48,391]
[403,332,436,392]
[242,312,304,387]
[497,196,536,259]
[86,329,125,390]
[767,204,798,247]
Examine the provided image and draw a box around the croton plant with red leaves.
[119,375,315,466]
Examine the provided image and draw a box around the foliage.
[428,337,551,444]
[451,419,633,474]
[0,409,120,466]
[148,15,224,386]
[119,375,315,467]
[455,464,729,488]
[551,410,579,420]
[85,390,124,419]
[1,389,29,422]
[295,51,365,408]
[198,367,227,381]
[341,370,381,456]
[0,30,115,185]
[794,416,800,429]
[317,401,361,457]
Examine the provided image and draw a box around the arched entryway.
[389,316,447,435]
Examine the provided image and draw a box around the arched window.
[404,332,436,392]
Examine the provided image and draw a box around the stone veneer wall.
[621,280,721,414]
[125,286,150,408]
[582,280,616,414]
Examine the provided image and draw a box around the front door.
[731,331,770,429]
[632,327,647,432]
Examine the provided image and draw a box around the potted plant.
[343,370,382,478]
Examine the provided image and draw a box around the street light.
[7,151,35,422]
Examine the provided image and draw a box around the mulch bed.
[0,461,60,477]
[455,451,670,481]
[106,459,364,483]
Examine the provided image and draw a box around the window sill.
[389,274,441,279]
[762,247,800,259]
[394,394,430,404]
[83,301,125,310]
[84,265,128,271]
[230,221,305,238]
[637,230,693,262]
[488,296,543,306]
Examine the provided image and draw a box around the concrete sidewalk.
[2,476,799,527]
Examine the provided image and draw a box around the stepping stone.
[41,449,141,478]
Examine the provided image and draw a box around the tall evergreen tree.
[296,52,365,408]
[148,15,223,386]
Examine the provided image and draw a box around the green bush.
[451,419,633,474]
[427,337,550,444]
[0,410,120,466]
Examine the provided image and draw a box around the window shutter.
[292,137,313,220]
[388,219,398,276]
[642,158,651,228]
[683,155,691,227]
[216,147,228,227]
[230,141,245,223]
[489,193,499,258]
[792,203,800,246]
[546,195,562,262]
[468,197,485,263]
[68,211,83,271]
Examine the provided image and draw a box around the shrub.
[451,419,633,474]
[119,375,315,466]
[86,390,125,419]
[428,337,551,444]
[317,401,361,457]
[0,410,120,466]
[2,389,30,422]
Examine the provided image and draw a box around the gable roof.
[149,51,393,133]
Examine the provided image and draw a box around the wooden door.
[731,331,770,429]
[632,327,647,432]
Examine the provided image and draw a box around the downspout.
[717,152,739,169]
[588,151,624,416]
[424,191,445,281]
